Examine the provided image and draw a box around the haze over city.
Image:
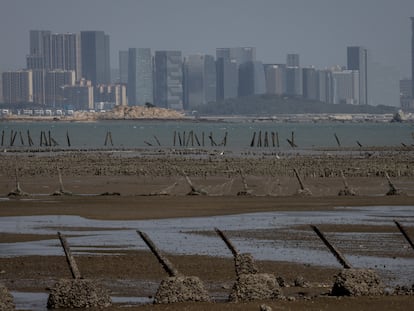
[0,0,413,77]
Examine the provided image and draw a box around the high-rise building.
[347,46,368,105]
[238,61,266,97]
[154,51,183,110]
[411,17,414,99]
[216,47,256,98]
[302,67,319,100]
[2,70,33,104]
[287,54,300,67]
[332,70,359,105]
[183,54,216,109]
[27,31,81,80]
[80,31,110,85]
[119,50,129,84]
[318,70,334,104]
[264,64,286,95]
[29,30,51,56]
[44,33,82,80]
[45,70,75,107]
[95,84,127,108]
[63,79,94,110]
[128,48,153,106]
[286,66,302,96]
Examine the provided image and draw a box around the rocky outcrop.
[154,276,211,304]
[331,268,384,296]
[47,279,112,309]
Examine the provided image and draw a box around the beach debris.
[8,168,29,196]
[47,232,112,309]
[237,169,253,196]
[0,283,15,310]
[394,220,414,250]
[137,230,210,304]
[385,172,404,196]
[183,173,208,195]
[214,228,279,302]
[338,170,356,196]
[150,182,178,196]
[311,225,352,269]
[331,268,384,296]
[311,226,385,297]
[260,304,273,311]
[51,168,73,196]
[293,275,309,288]
[214,228,259,276]
[293,168,312,196]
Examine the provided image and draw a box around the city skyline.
[0,0,413,79]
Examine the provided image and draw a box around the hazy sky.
[1,0,413,78]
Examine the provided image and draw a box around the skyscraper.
[2,70,34,104]
[332,70,359,105]
[80,31,110,85]
[183,54,216,109]
[302,67,319,100]
[238,61,266,97]
[128,48,153,106]
[44,33,82,80]
[119,51,129,84]
[347,46,368,105]
[154,51,183,110]
[264,64,286,95]
[216,47,256,98]
[287,54,300,67]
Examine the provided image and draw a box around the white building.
[332,70,359,105]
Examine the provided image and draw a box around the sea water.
[0,120,413,151]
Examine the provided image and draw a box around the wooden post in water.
[66,130,71,147]
[209,132,217,146]
[311,225,352,269]
[202,132,205,147]
[250,132,256,147]
[48,130,52,146]
[108,131,113,146]
[271,132,275,147]
[291,131,295,147]
[154,135,161,146]
[27,130,34,146]
[57,232,81,279]
[137,230,179,277]
[178,132,182,146]
[10,130,17,146]
[334,133,341,147]
[194,133,201,146]
[19,131,24,145]
[173,131,176,147]
[257,131,262,147]
[394,220,414,250]
[214,228,239,257]
[264,132,269,147]
[276,132,279,148]
[1,130,4,146]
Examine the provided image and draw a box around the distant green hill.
[194,94,398,115]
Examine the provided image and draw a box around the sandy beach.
[0,148,413,310]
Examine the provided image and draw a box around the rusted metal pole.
[394,220,414,250]
[214,228,239,258]
[137,230,179,277]
[311,225,352,269]
[57,232,81,279]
